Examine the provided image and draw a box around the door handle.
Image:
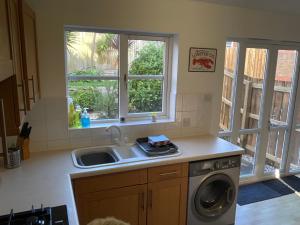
[28,77,36,103]
[159,171,178,177]
[148,190,152,209]
[140,192,145,211]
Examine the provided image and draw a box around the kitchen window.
[65,28,172,127]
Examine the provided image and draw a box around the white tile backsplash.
[29,120,47,141]
[30,140,48,152]
[45,98,68,120]
[26,94,211,152]
[70,137,92,148]
[47,119,69,140]
[176,94,183,112]
[182,94,200,112]
[47,138,70,150]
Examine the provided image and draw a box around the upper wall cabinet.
[0,0,14,81]
[19,0,41,110]
[0,0,40,135]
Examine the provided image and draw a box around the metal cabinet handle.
[28,77,36,103]
[148,190,152,209]
[140,192,145,211]
[159,171,178,177]
[19,79,27,112]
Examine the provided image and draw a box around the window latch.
[124,73,128,90]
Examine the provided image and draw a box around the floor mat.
[281,175,300,191]
[238,178,294,206]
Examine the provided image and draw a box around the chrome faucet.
[105,125,124,146]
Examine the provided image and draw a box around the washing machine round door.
[194,173,236,221]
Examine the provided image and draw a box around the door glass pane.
[270,50,297,124]
[265,130,287,174]
[266,50,297,174]
[289,130,300,172]
[240,48,268,130]
[128,39,166,113]
[238,133,258,176]
[219,42,239,132]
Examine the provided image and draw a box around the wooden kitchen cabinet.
[73,163,188,225]
[76,185,147,225]
[19,0,41,110]
[0,75,20,135]
[147,178,188,225]
[0,0,14,82]
[0,0,40,135]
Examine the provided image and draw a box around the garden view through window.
[65,30,168,128]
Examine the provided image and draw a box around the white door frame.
[220,38,300,181]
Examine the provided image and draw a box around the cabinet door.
[19,0,40,109]
[7,0,27,119]
[147,178,188,225]
[76,185,147,225]
[0,75,20,135]
[0,0,13,81]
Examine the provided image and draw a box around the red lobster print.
[192,58,214,69]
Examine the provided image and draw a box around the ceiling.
[198,0,300,15]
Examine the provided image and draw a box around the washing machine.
[187,155,241,225]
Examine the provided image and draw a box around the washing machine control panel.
[189,155,241,177]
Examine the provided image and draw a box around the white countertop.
[0,135,244,225]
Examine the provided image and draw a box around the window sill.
[69,117,175,130]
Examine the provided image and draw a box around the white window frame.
[64,27,173,123]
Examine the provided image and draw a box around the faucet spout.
[105,125,124,146]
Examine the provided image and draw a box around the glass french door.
[219,40,300,179]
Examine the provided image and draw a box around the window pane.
[238,133,258,176]
[289,130,300,172]
[240,48,268,130]
[128,39,166,113]
[270,50,297,124]
[128,79,163,113]
[219,42,239,132]
[68,80,119,120]
[66,31,119,123]
[265,130,287,174]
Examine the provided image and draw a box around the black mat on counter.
[237,178,294,206]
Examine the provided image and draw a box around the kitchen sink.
[72,146,121,168]
[77,151,119,166]
[72,144,182,169]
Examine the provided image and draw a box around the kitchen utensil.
[17,122,32,160]
[6,147,21,169]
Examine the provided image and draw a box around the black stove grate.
[0,205,68,225]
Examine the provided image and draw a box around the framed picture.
[188,47,217,72]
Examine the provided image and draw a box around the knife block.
[22,138,30,160]
[17,137,30,160]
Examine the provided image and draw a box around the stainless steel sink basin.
[72,146,121,168]
[77,151,119,166]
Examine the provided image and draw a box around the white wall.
[26,0,300,151]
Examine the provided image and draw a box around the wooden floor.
[235,189,300,225]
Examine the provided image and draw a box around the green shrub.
[128,42,164,112]
[70,88,96,110]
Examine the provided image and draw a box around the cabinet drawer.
[148,163,188,183]
[73,169,147,195]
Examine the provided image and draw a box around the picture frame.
[188,47,217,72]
